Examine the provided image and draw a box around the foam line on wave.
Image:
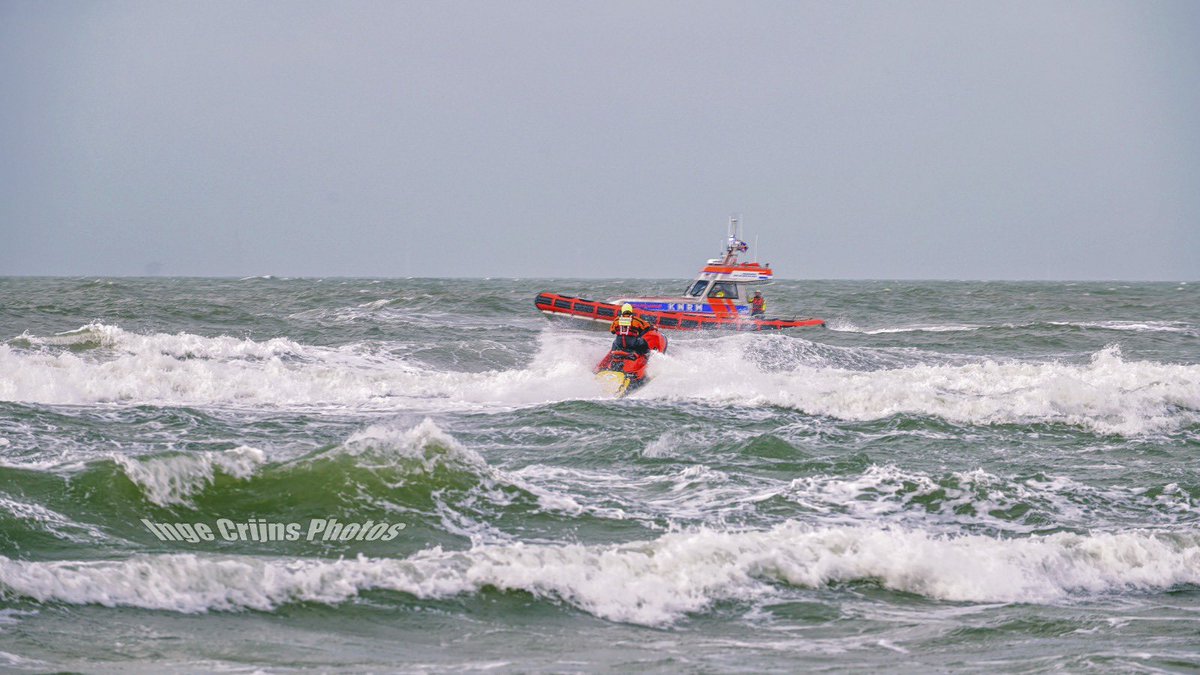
[0,324,613,409]
[646,343,1200,436]
[0,323,433,407]
[775,464,1200,533]
[0,495,110,543]
[5,326,1197,435]
[95,420,610,532]
[112,446,266,507]
[828,319,1197,336]
[2,524,1197,626]
[313,419,621,525]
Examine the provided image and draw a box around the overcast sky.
[1,1,1197,280]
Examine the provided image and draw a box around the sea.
[0,276,1197,673]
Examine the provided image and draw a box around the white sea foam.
[641,431,681,458]
[772,464,1200,532]
[1049,320,1194,334]
[12,321,306,357]
[322,420,617,533]
[329,418,488,474]
[507,458,1199,536]
[288,299,412,325]
[0,649,43,668]
[2,325,1197,435]
[830,323,984,335]
[1,524,1196,625]
[0,324,607,409]
[647,341,1200,436]
[445,330,615,405]
[114,446,265,507]
[0,495,109,542]
[0,323,433,407]
[830,319,1196,336]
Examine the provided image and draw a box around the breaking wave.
[113,446,266,507]
[2,325,1197,436]
[2,524,1197,626]
[15,420,616,545]
[648,340,1200,436]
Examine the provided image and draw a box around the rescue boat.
[535,217,825,331]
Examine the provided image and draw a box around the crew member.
[750,291,766,317]
[610,303,653,354]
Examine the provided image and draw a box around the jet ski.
[594,329,667,398]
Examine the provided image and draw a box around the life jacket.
[612,315,650,336]
[750,295,766,312]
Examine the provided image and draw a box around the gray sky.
[2,0,1197,280]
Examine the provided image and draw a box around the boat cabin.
[611,219,773,317]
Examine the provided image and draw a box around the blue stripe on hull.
[629,301,748,315]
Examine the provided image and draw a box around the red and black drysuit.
[609,314,654,355]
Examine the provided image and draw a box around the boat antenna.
[725,215,736,264]
[723,214,748,264]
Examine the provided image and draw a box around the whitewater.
[0,277,1197,672]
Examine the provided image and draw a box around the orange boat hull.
[534,292,825,331]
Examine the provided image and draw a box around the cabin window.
[707,282,738,299]
[686,281,709,297]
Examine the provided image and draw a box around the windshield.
[707,282,738,299]
[686,281,708,297]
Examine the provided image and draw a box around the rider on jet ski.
[610,303,653,354]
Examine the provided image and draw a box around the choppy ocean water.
[0,276,1197,672]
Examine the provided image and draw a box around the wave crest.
[3,524,1197,625]
[114,446,265,507]
[651,342,1200,436]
